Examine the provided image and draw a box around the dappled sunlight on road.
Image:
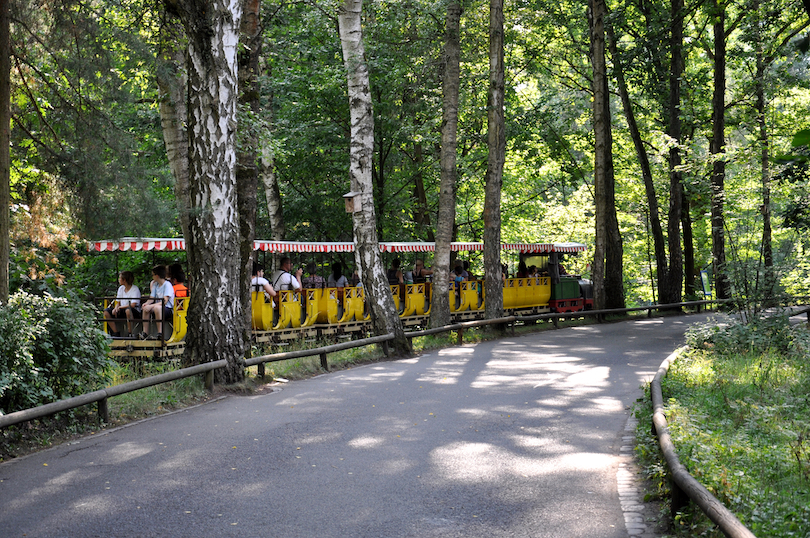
[347,434,386,449]
[0,314,712,538]
[69,493,115,516]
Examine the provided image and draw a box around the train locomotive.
[91,238,592,358]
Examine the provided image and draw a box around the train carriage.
[90,238,590,358]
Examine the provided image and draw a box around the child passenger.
[140,265,174,340]
[104,271,140,337]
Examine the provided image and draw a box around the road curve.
[0,313,710,538]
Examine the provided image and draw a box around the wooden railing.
[651,351,756,538]
[0,333,395,429]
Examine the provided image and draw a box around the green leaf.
[791,130,810,148]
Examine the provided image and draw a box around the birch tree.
[170,0,246,381]
[337,0,409,355]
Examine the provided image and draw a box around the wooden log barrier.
[651,351,756,538]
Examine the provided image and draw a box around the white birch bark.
[176,0,245,381]
[338,0,409,354]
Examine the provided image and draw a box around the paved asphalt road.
[0,313,711,538]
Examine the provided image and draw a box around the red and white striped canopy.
[254,241,356,253]
[90,238,586,254]
[91,238,187,252]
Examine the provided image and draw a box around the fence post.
[382,340,390,357]
[552,317,558,329]
[320,352,329,371]
[457,328,464,345]
[98,397,109,424]
[670,479,690,517]
[257,362,265,379]
[205,369,214,391]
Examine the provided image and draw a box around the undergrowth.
[635,313,810,537]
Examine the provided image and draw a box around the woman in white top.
[327,262,349,288]
[104,271,141,337]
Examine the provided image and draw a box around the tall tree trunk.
[431,0,461,329]
[664,0,684,304]
[257,51,284,245]
[590,0,624,310]
[0,0,10,302]
[156,23,191,240]
[755,22,774,302]
[606,25,668,303]
[338,0,409,355]
[260,144,285,241]
[411,142,434,241]
[175,0,246,382]
[483,0,505,321]
[681,191,697,295]
[710,0,731,300]
[237,0,262,354]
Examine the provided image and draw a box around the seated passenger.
[516,261,529,278]
[412,259,433,283]
[169,263,188,298]
[140,265,174,340]
[387,258,405,301]
[327,262,349,288]
[104,270,141,337]
[349,268,362,288]
[387,258,404,286]
[452,265,465,290]
[271,257,303,292]
[301,262,326,289]
[251,262,277,300]
[460,261,470,281]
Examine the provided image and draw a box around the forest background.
[3,0,810,310]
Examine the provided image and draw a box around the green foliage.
[10,0,178,239]
[647,318,810,537]
[0,291,112,415]
[684,314,796,355]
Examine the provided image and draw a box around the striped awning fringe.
[90,238,587,254]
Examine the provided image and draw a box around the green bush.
[0,291,112,415]
[684,313,796,355]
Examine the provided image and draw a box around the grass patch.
[635,314,810,537]
[107,360,209,420]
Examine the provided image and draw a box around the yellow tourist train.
[91,238,591,358]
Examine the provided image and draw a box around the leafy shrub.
[684,313,796,355]
[0,291,111,415]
